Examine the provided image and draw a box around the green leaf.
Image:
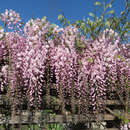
[105,21,111,26]
[124,119,129,124]
[78,60,82,65]
[106,3,112,8]
[87,57,93,63]
[42,16,47,21]
[81,22,86,28]
[67,20,70,24]
[121,11,125,15]
[68,31,71,36]
[76,39,86,49]
[124,22,130,30]
[89,12,95,17]
[107,10,115,15]
[58,14,64,20]
[94,1,101,6]
[42,109,53,114]
[50,23,57,29]
[30,21,33,26]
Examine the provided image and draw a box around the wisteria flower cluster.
[0,9,129,119]
[0,9,22,31]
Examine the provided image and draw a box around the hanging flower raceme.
[0,35,9,93]
[76,30,124,112]
[0,9,22,31]
[24,18,51,43]
[22,43,48,107]
[3,32,26,103]
[51,44,78,98]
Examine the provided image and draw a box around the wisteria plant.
[0,6,129,130]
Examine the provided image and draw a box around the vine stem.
[59,81,65,115]
[4,23,12,96]
[105,107,120,118]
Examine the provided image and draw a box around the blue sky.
[0,0,126,24]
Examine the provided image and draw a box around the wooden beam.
[106,100,122,105]
[0,112,126,124]
[0,99,123,106]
